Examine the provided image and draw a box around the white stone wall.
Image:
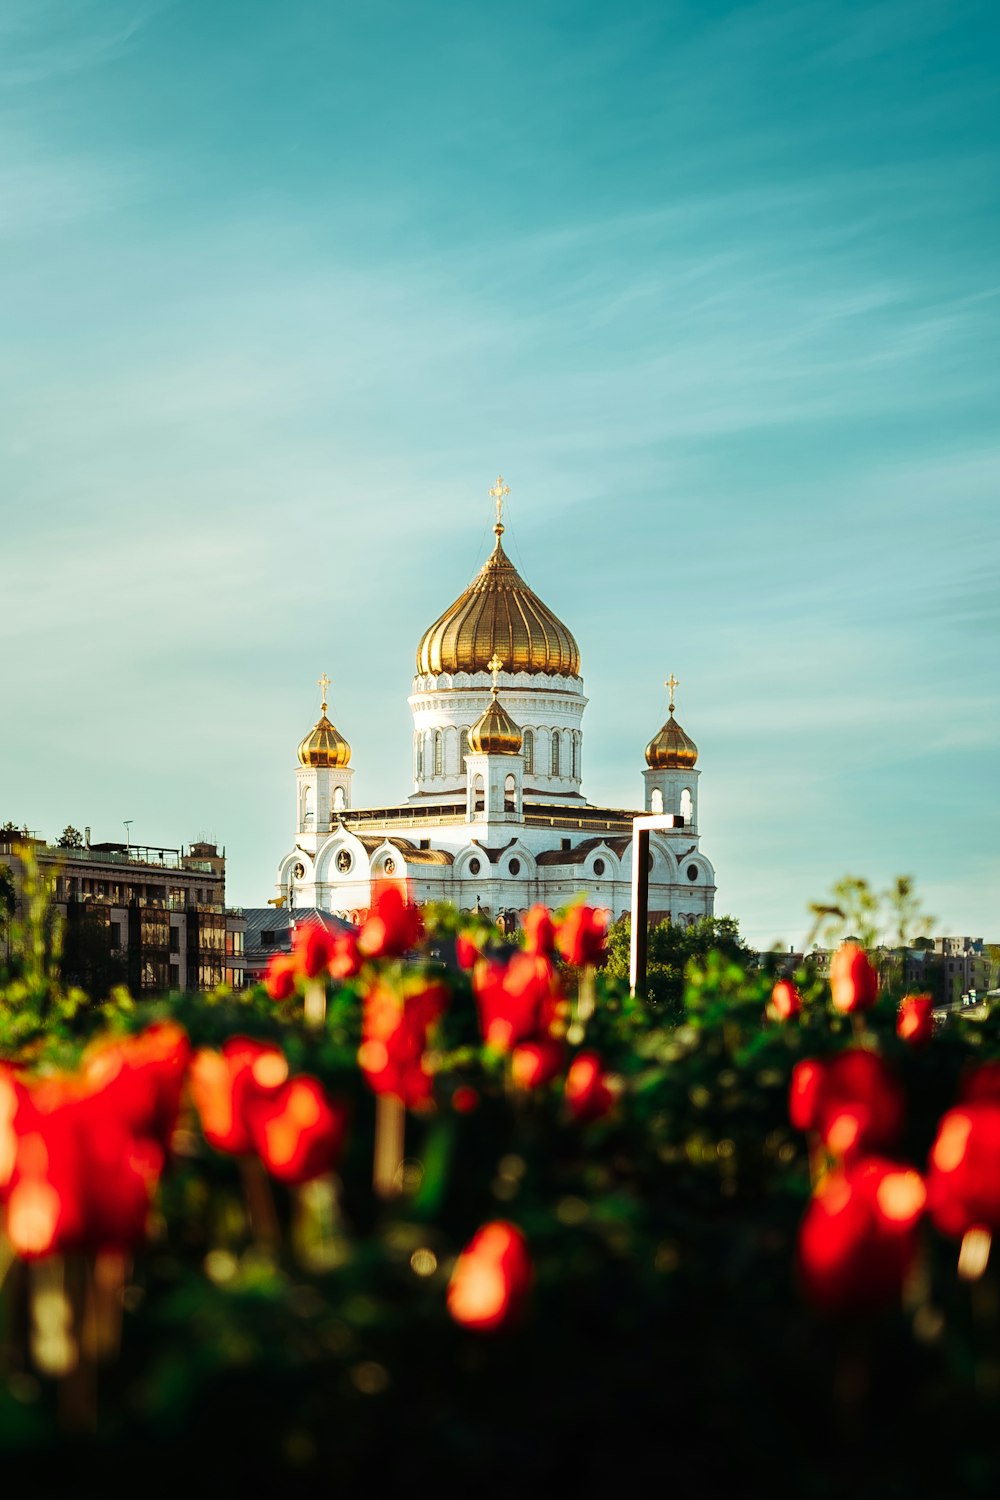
[409,669,588,799]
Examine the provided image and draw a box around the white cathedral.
[276,481,716,928]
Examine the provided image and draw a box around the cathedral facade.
[276,484,716,928]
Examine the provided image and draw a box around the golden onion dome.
[416,523,580,677]
[645,702,698,770]
[298,678,351,768]
[468,690,524,756]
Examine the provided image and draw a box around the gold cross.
[665,673,679,709]
[488,475,510,528]
[487,653,504,690]
[317,672,331,708]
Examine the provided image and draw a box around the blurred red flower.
[244,1075,348,1185]
[455,931,482,970]
[358,978,448,1109]
[293,922,336,979]
[927,1103,1000,1238]
[897,993,934,1046]
[555,905,608,967]
[565,1052,615,1124]
[265,952,298,1001]
[473,953,561,1052]
[829,942,879,1013]
[358,882,423,959]
[447,1220,532,1332]
[788,1049,904,1160]
[510,1039,565,1091]
[798,1157,926,1313]
[769,980,801,1022]
[522,905,556,957]
[189,1038,289,1157]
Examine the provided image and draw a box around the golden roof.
[468,689,524,756]
[298,677,351,768]
[645,695,698,770]
[416,524,580,677]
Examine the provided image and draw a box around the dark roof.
[535,836,631,867]
[471,838,517,865]
[242,906,353,955]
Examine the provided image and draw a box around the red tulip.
[897,993,934,1046]
[358,978,448,1109]
[189,1038,289,1156]
[80,1022,190,1149]
[510,1039,565,1091]
[328,928,362,980]
[447,1221,532,1332]
[451,1085,480,1114]
[789,1059,826,1132]
[927,1104,1000,1238]
[789,1049,904,1160]
[769,980,801,1021]
[244,1075,348,1185]
[522,905,556,957]
[265,952,298,1001]
[555,905,608,967]
[829,942,879,1013]
[293,922,336,978]
[798,1157,926,1313]
[473,952,561,1052]
[565,1051,615,1124]
[358,882,423,959]
[455,931,482,971]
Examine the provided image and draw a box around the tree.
[57,826,84,849]
[806,875,934,950]
[605,914,753,1020]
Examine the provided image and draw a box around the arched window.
[551,731,561,777]
[333,786,346,811]
[459,728,470,764]
[504,773,516,812]
[680,788,693,824]
[434,731,444,777]
[571,733,578,779]
[303,785,314,827]
[523,728,534,775]
[416,736,424,777]
[651,788,663,814]
[473,775,485,814]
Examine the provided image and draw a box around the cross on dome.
[487,653,504,691]
[665,673,679,711]
[317,671,331,710]
[488,475,510,533]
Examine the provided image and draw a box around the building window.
[551,731,560,777]
[333,785,346,810]
[460,728,470,763]
[523,729,534,775]
[434,731,444,776]
[509,858,521,876]
[468,857,481,876]
[593,859,605,877]
[651,789,663,814]
[687,864,699,882]
[473,775,484,814]
[680,788,693,823]
[572,734,578,778]
[504,773,516,812]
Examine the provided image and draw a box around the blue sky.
[2,0,998,945]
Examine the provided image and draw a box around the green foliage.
[808,873,935,949]
[604,913,753,1020]
[56,825,84,848]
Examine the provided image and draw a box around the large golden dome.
[416,524,580,677]
[645,708,698,770]
[468,690,523,756]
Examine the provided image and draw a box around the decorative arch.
[523,728,534,775]
[551,730,561,777]
[433,730,444,777]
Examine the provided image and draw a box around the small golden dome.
[298,680,351,768]
[645,708,698,769]
[416,526,580,678]
[468,690,523,756]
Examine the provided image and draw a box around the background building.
[1,829,245,995]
